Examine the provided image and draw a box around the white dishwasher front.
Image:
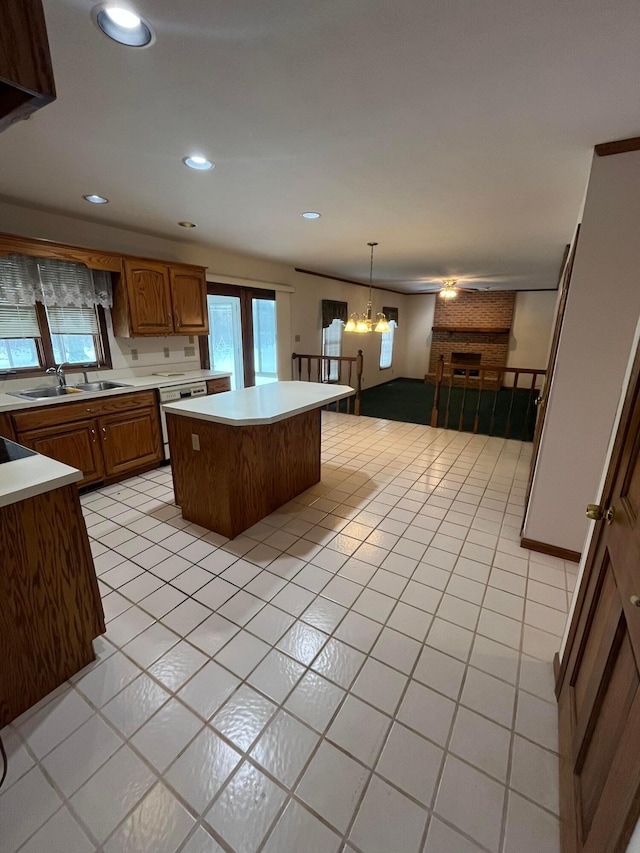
[159,381,207,458]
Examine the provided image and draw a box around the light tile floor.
[0,412,574,853]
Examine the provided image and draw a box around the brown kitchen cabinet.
[121,259,174,336]
[113,259,208,337]
[99,405,162,478]
[170,265,209,334]
[12,390,163,486]
[206,377,231,395]
[18,419,104,486]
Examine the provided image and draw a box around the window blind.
[0,303,40,339]
[47,305,99,335]
[379,320,396,369]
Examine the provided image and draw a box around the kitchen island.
[164,381,354,538]
[0,439,105,725]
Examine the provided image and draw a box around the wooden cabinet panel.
[99,406,162,478]
[12,390,157,433]
[206,377,231,395]
[0,484,104,725]
[123,260,173,336]
[170,266,208,334]
[0,0,56,133]
[0,412,16,440]
[18,420,104,486]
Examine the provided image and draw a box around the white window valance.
[36,260,112,309]
[0,254,112,309]
[0,255,42,305]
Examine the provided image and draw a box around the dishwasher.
[158,381,207,459]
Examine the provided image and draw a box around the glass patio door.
[201,284,277,388]
[206,295,244,390]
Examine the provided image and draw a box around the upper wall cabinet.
[0,0,56,132]
[170,265,209,335]
[113,260,209,337]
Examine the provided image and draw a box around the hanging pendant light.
[345,242,390,333]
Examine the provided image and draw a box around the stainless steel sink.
[8,386,85,400]
[74,381,131,392]
[8,380,131,400]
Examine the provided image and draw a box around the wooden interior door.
[169,266,208,334]
[523,228,580,520]
[19,420,104,485]
[557,336,640,853]
[124,259,173,335]
[99,407,162,478]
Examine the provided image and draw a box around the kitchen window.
[0,255,112,375]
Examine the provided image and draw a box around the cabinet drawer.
[206,377,231,395]
[12,390,157,433]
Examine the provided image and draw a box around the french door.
[199,284,277,389]
[557,332,640,852]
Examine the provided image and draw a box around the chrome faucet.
[46,363,67,388]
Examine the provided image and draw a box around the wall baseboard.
[521,537,581,563]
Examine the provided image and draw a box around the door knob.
[586,504,615,523]
[630,596,640,608]
[534,396,545,407]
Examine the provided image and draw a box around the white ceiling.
[1,0,639,292]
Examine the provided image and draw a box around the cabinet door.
[99,406,162,478]
[206,377,231,395]
[124,260,173,335]
[169,266,209,334]
[18,420,104,486]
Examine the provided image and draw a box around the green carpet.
[336,378,539,440]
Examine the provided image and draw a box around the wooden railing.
[430,355,546,439]
[292,351,363,415]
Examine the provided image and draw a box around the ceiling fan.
[438,279,483,299]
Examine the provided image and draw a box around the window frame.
[0,301,112,377]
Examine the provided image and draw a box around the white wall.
[398,294,437,379]
[524,149,640,553]
[289,271,409,389]
[507,291,557,371]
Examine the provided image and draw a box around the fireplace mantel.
[432,326,511,334]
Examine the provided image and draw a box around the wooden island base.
[167,408,321,539]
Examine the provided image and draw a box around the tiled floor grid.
[1,412,573,853]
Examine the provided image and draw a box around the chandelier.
[439,279,458,299]
[344,242,390,333]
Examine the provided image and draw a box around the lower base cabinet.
[12,391,163,487]
[19,419,104,485]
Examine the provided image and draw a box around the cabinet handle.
[91,428,96,443]
[175,311,181,328]
[102,426,107,441]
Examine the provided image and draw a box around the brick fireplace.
[428,290,515,378]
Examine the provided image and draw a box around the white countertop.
[0,370,230,413]
[0,450,82,509]
[163,381,354,426]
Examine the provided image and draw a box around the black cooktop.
[0,438,37,464]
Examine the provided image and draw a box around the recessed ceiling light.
[93,4,154,47]
[301,212,321,219]
[183,155,214,171]
[178,221,197,228]
[83,194,109,204]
